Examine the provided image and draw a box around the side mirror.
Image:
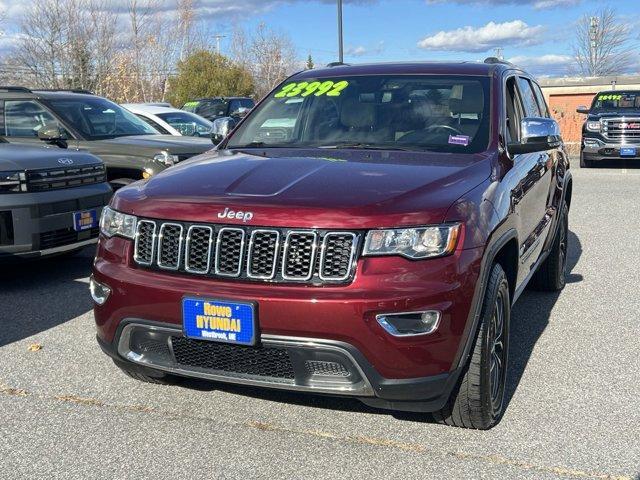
[38,123,68,148]
[210,117,237,145]
[576,105,590,114]
[508,117,562,155]
[230,107,250,118]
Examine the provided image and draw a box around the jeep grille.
[133,219,360,284]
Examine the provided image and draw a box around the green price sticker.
[274,80,350,98]
[598,94,622,101]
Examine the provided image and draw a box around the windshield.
[592,91,640,112]
[226,75,490,154]
[47,97,158,139]
[156,111,212,136]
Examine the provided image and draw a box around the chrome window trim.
[184,225,214,274]
[281,231,318,281]
[247,229,280,280]
[214,227,246,277]
[156,222,184,271]
[133,220,156,266]
[318,232,359,281]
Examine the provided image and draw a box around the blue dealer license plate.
[620,147,636,157]
[182,298,256,346]
[73,209,98,231]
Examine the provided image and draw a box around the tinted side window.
[4,100,58,137]
[517,77,541,117]
[136,114,169,134]
[505,77,524,143]
[531,82,550,118]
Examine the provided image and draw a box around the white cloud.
[417,20,545,53]
[346,41,385,57]
[508,54,575,74]
[426,0,580,9]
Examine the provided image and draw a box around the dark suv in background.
[92,59,572,429]
[1,142,110,259]
[578,90,640,167]
[182,97,255,122]
[0,87,213,187]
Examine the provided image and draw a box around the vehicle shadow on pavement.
[0,248,95,348]
[178,231,583,423]
[504,230,583,409]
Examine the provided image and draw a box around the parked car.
[0,87,213,188]
[181,97,254,122]
[0,142,111,259]
[122,104,213,137]
[92,59,572,429]
[577,90,640,167]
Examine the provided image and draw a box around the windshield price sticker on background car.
[598,94,622,101]
[274,80,350,98]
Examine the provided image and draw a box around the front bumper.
[0,183,112,259]
[93,235,483,411]
[582,138,640,161]
[98,320,462,412]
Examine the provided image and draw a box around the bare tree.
[232,23,298,100]
[573,8,634,77]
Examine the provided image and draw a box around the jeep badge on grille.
[217,207,253,223]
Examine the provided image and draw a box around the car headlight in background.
[99,206,137,239]
[153,151,179,166]
[586,121,601,132]
[363,224,461,259]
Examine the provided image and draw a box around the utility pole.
[212,34,226,55]
[589,16,598,75]
[337,0,344,63]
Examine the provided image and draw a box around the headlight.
[99,206,137,239]
[586,121,601,132]
[0,171,26,193]
[153,151,179,166]
[363,224,461,259]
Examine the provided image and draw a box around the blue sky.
[230,0,639,76]
[1,0,638,76]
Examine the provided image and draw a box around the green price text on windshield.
[274,80,350,98]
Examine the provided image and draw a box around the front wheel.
[433,263,510,429]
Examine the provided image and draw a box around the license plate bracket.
[72,209,98,232]
[620,147,636,157]
[182,298,257,346]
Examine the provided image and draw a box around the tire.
[579,153,593,168]
[530,201,569,292]
[113,359,173,385]
[433,263,510,430]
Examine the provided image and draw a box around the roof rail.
[0,86,33,93]
[326,62,350,67]
[483,57,514,66]
[35,88,94,94]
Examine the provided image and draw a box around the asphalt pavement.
[1,163,639,480]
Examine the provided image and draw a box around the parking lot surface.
[1,164,639,480]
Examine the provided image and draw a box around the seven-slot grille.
[133,219,359,284]
[602,118,640,140]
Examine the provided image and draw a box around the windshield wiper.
[317,143,419,152]
[228,142,295,149]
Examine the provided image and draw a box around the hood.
[113,149,492,229]
[0,144,102,171]
[91,135,213,154]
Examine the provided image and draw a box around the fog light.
[376,311,441,336]
[89,275,111,305]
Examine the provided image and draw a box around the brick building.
[539,75,640,154]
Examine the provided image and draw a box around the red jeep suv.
[92,59,572,429]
